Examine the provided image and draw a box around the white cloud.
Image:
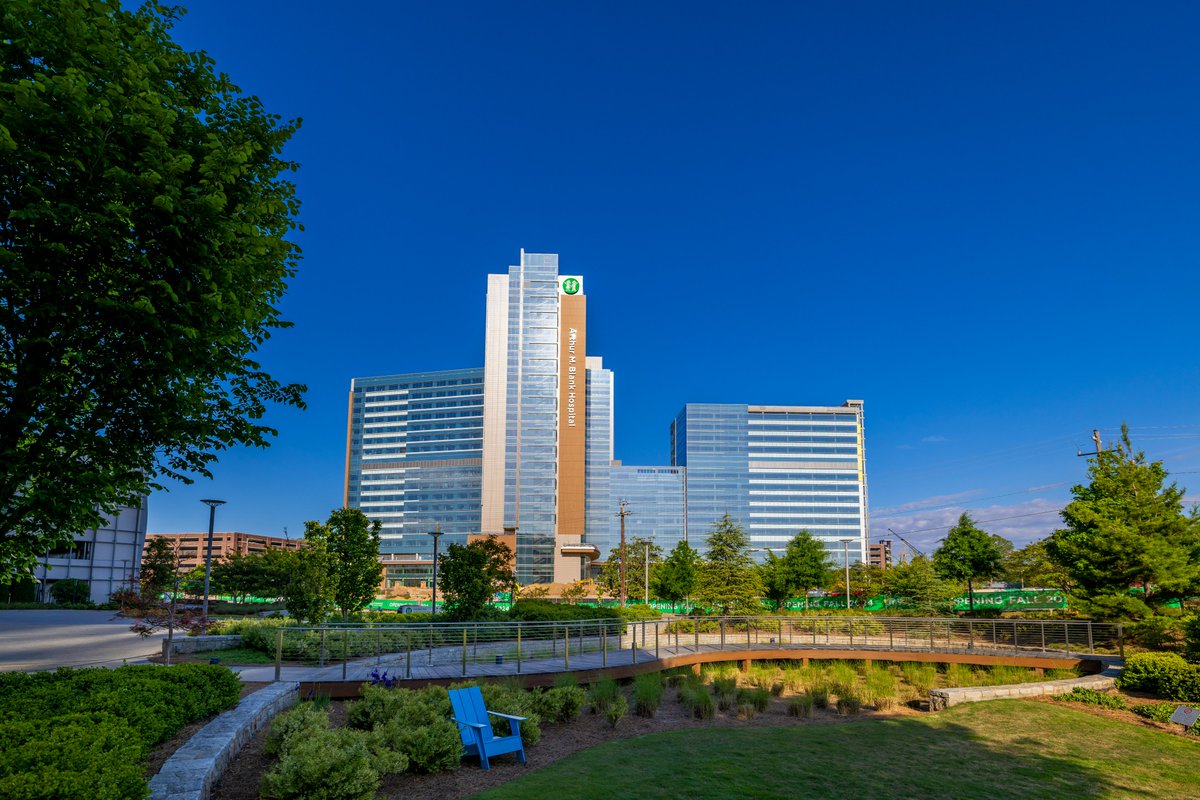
[870,497,1065,552]
[873,489,986,518]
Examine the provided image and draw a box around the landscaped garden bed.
[211,659,1088,800]
[0,663,241,800]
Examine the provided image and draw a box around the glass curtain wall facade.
[670,401,867,564]
[603,466,687,558]
[344,368,484,560]
[583,357,614,560]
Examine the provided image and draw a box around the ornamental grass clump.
[633,673,664,718]
[588,677,621,714]
[606,694,629,729]
[680,684,716,719]
[810,685,830,709]
[787,694,815,718]
[900,662,938,696]
[835,692,862,716]
[864,668,898,711]
[736,703,757,720]
[736,687,770,713]
[828,663,858,697]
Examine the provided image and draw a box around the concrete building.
[26,502,149,604]
[143,531,301,572]
[868,539,893,568]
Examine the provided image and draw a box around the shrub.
[265,704,330,755]
[737,687,770,713]
[711,677,737,696]
[1129,616,1186,652]
[736,703,757,719]
[377,718,461,773]
[0,712,147,800]
[1157,662,1200,702]
[480,684,541,745]
[1115,652,1190,693]
[1184,616,1200,662]
[787,694,814,718]
[615,605,662,621]
[346,685,409,730]
[606,694,628,728]
[1132,702,1177,723]
[49,579,92,606]
[588,678,620,714]
[1057,687,1126,710]
[260,729,383,800]
[533,686,585,723]
[810,686,830,709]
[508,600,622,624]
[632,673,664,718]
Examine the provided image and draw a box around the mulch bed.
[211,688,921,800]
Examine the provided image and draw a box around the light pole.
[840,538,853,611]
[200,499,226,619]
[428,525,442,615]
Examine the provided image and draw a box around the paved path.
[0,609,165,671]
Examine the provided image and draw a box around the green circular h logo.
[562,277,581,295]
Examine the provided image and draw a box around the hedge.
[0,664,240,800]
[1115,651,1200,702]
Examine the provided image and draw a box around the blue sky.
[151,1,1200,551]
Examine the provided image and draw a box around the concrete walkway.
[0,609,165,671]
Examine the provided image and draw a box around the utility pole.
[616,500,632,607]
[1077,429,1103,457]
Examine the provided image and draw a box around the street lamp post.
[839,538,854,611]
[200,499,226,619]
[429,525,443,615]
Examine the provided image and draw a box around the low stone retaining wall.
[929,662,1121,711]
[149,681,298,800]
[163,634,243,659]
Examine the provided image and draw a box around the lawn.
[470,699,1200,800]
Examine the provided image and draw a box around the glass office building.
[346,249,870,586]
[343,368,485,576]
[671,401,868,565]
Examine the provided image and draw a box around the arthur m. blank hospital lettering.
[566,327,578,427]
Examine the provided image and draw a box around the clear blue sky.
[151,1,1200,551]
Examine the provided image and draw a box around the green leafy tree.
[694,514,763,615]
[304,509,382,620]
[598,536,663,603]
[253,547,297,600]
[829,562,885,605]
[49,577,90,605]
[882,556,958,614]
[1002,540,1070,590]
[1046,426,1200,613]
[0,1,306,583]
[438,536,516,620]
[139,538,178,598]
[209,550,270,605]
[933,513,1006,611]
[282,541,333,625]
[759,531,834,610]
[652,540,701,604]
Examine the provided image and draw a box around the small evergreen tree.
[694,514,763,615]
[438,536,515,620]
[304,508,382,620]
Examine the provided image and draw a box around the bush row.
[1114,652,1200,702]
[0,664,240,800]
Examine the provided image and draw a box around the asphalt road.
[0,609,166,672]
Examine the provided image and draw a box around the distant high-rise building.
[345,250,870,587]
[671,402,868,565]
[868,539,892,568]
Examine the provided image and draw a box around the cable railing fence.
[271,616,1123,682]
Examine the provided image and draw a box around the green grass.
[469,700,1200,800]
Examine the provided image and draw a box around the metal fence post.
[564,626,570,671]
[968,620,974,650]
[631,622,638,664]
[1086,622,1094,654]
[1012,620,1018,655]
[1117,623,1125,659]
[746,621,751,649]
[405,631,412,679]
[694,622,699,653]
[342,631,348,681]
[655,622,660,659]
[319,628,327,667]
[1064,622,1071,656]
[1040,624,1046,652]
[516,624,522,675]
[720,619,726,649]
[428,624,434,665]
[274,628,283,682]
[462,629,468,676]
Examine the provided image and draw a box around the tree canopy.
[652,540,701,604]
[437,536,515,620]
[933,513,1005,610]
[758,531,833,610]
[882,555,958,615]
[1045,426,1200,614]
[598,536,662,603]
[694,514,763,615]
[0,1,305,581]
[304,508,381,620]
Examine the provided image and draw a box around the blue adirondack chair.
[448,686,528,770]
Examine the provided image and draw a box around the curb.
[148,681,299,800]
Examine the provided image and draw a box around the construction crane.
[887,528,925,562]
